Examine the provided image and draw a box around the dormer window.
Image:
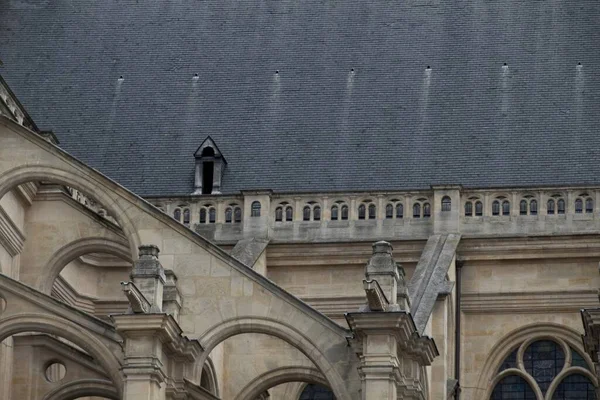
[193,137,227,195]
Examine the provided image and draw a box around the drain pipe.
[454,260,463,400]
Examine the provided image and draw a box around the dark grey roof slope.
[1,1,599,196]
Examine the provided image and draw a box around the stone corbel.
[363,279,389,312]
[121,281,151,313]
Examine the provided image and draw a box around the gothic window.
[234,207,242,223]
[209,207,216,223]
[502,201,510,216]
[183,208,191,225]
[396,203,404,218]
[331,205,339,221]
[386,204,394,219]
[285,206,293,221]
[548,199,555,215]
[586,198,594,214]
[520,200,528,215]
[530,200,538,215]
[313,206,321,221]
[200,208,207,224]
[575,198,583,214]
[490,339,597,399]
[465,201,473,216]
[225,207,233,223]
[441,196,451,212]
[368,204,376,219]
[423,203,431,218]
[299,384,335,400]
[358,204,366,220]
[303,206,311,221]
[413,203,421,218]
[492,200,500,216]
[275,207,283,222]
[475,201,483,216]
[341,205,349,220]
[251,201,261,217]
[174,208,182,222]
[557,199,565,214]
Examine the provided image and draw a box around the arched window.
[251,201,261,217]
[331,205,339,221]
[275,207,283,222]
[183,208,190,224]
[490,339,597,399]
[199,208,206,224]
[475,201,483,216]
[396,203,403,218]
[225,207,233,223]
[586,198,594,214]
[520,200,528,215]
[413,203,421,218]
[285,206,293,221]
[547,199,555,215]
[174,208,182,222]
[358,204,366,220]
[234,207,242,223]
[441,196,451,212]
[208,207,216,223]
[341,205,349,220]
[557,199,565,214]
[368,204,376,219]
[423,203,431,218]
[502,201,510,216]
[575,198,583,214]
[530,200,538,215]
[492,200,500,216]
[303,206,311,221]
[313,206,321,221]
[465,201,473,216]
[299,384,335,400]
[386,204,394,219]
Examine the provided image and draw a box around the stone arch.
[39,237,132,295]
[476,322,589,399]
[198,317,352,400]
[0,164,140,257]
[234,366,328,400]
[41,378,119,400]
[0,313,123,397]
[200,356,220,397]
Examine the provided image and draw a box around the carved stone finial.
[139,244,160,259]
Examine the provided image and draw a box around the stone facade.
[0,77,600,400]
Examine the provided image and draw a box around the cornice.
[462,290,598,314]
[0,204,25,256]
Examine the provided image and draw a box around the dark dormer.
[193,137,227,195]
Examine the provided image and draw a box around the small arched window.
[208,207,216,223]
[200,208,207,224]
[386,204,394,219]
[465,201,473,216]
[275,207,283,222]
[285,206,293,221]
[234,207,242,223]
[520,200,528,215]
[368,204,376,219]
[413,203,421,218]
[423,203,431,218]
[586,198,594,214]
[502,201,510,216]
[341,205,349,220]
[575,198,583,214]
[225,207,233,223]
[331,205,339,221]
[547,199,555,215]
[183,208,190,224]
[303,206,311,221]
[358,204,366,220]
[313,206,321,221]
[174,208,182,222]
[492,200,500,216]
[529,200,538,215]
[475,201,483,216]
[396,203,403,218]
[441,196,451,212]
[251,201,261,217]
[557,199,565,214]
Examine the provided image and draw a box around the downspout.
[454,260,463,400]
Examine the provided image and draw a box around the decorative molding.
[462,290,598,313]
[0,205,26,256]
[52,275,128,318]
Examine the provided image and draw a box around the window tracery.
[385,199,403,219]
[199,204,216,224]
[412,198,430,218]
[331,200,349,221]
[302,202,321,221]
[275,202,293,222]
[225,204,242,223]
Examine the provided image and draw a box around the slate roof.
[0,1,599,196]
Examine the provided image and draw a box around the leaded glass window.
[275,207,283,222]
[558,199,566,214]
[396,203,403,218]
[225,207,232,223]
[386,204,394,219]
[465,201,473,216]
[413,203,421,218]
[491,375,536,400]
[331,205,339,221]
[502,201,510,216]
[498,348,518,372]
[234,207,242,223]
[313,206,321,221]
[442,196,451,212]
[552,374,596,399]
[200,208,206,224]
[530,200,538,215]
[492,200,500,216]
[183,208,190,225]
[299,384,336,400]
[341,205,348,220]
[285,206,293,221]
[575,198,583,214]
[548,199,555,214]
[523,340,564,393]
[586,198,594,214]
[303,206,311,221]
[251,201,261,217]
[423,203,431,218]
[475,201,483,216]
[358,204,366,220]
[368,204,376,219]
[520,200,528,215]
[208,207,216,223]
